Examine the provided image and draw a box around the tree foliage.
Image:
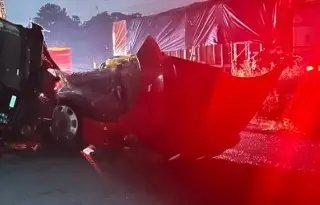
[33,3,142,62]
[34,4,80,31]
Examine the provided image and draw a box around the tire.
[49,102,82,154]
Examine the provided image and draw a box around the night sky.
[7,0,205,25]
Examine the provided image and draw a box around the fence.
[163,42,264,74]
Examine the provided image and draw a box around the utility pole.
[0,0,6,19]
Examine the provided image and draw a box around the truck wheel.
[49,104,82,153]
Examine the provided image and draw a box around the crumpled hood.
[118,36,288,158]
[161,56,286,157]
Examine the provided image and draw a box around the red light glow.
[54,80,63,91]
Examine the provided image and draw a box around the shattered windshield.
[0,19,23,90]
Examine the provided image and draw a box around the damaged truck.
[0,19,59,154]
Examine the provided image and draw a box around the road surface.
[1,131,320,205]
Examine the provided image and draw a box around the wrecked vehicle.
[50,36,290,161]
[49,54,140,151]
[0,19,60,153]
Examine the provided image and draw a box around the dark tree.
[110,12,142,21]
[33,3,82,46]
[81,11,114,59]
[33,4,74,30]
[71,15,81,27]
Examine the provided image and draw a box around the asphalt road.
[1,131,320,205]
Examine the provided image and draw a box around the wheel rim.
[50,105,79,141]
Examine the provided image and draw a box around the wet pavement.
[0,151,191,205]
[1,131,320,205]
